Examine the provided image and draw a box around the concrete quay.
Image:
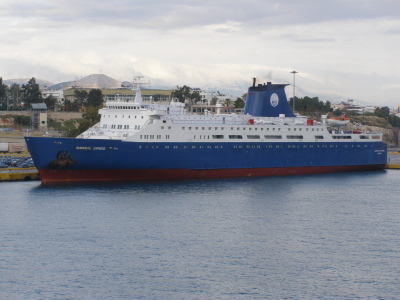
[0,168,40,181]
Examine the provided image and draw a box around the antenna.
[290,70,298,111]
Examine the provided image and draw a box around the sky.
[1,0,400,107]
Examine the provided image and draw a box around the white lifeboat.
[326,113,350,127]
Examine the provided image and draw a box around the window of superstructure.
[161,126,164,129]
[287,135,303,139]
[264,135,282,139]
[247,135,260,139]
[315,135,324,139]
[229,135,243,139]
[168,126,171,130]
[212,135,224,139]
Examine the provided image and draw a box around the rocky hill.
[342,116,399,146]
[4,74,122,90]
[4,78,54,87]
[71,74,121,89]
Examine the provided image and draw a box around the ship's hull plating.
[25,137,387,183]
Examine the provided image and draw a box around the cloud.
[1,0,400,106]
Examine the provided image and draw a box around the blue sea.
[1,170,399,299]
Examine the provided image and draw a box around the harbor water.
[1,170,399,299]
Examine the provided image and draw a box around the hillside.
[4,78,54,87]
[342,116,398,146]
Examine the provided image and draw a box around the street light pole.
[290,70,298,112]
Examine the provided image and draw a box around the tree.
[13,115,31,128]
[0,77,6,101]
[8,83,21,110]
[87,89,103,107]
[21,77,42,105]
[374,107,390,119]
[388,115,400,127]
[190,91,201,104]
[74,89,88,107]
[66,119,93,137]
[222,98,232,107]
[83,105,101,123]
[0,77,8,110]
[289,96,331,114]
[234,97,245,108]
[171,85,192,103]
[44,95,57,111]
[210,97,218,105]
[63,99,80,112]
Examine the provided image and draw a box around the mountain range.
[3,74,131,90]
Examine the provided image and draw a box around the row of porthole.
[136,144,372,149]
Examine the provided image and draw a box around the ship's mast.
[132,76,151,104]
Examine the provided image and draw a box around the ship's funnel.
[244,81,295,117]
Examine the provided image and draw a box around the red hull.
[38,165,386,183]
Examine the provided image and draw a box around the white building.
[197,89,237,105]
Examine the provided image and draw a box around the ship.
[25,78,387,183]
